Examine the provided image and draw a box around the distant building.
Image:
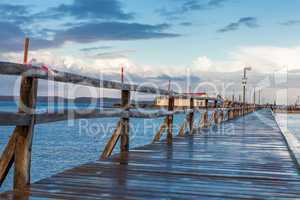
[155,93,210,108]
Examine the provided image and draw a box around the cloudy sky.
[0,0,300,104]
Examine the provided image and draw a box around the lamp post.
[259,89,261,105]
[253,87,256,107]
[242,67,252,115]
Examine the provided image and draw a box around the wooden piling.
[120,89,130,152]
[205,99,209,110]
[14,79,38,190]
[213,111,218,124]
[218,111,224,124]
[228,109,233,120]
[214,100,219,124]
[189,97,194,133]
[14,38,38,190]
[167,96,174,144]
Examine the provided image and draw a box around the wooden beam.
[36,109,126,124]
[199,112,204,128]
[0,112,30,126]
[152,117,168,142]
[36,110,178,124]
[100,120,122,159]
[200,111,210,128]
[212,111,218,124]
[0,130,19,186]
[120,90,130,152]
[0,62,171,95]
[129,110,173,118]
[0,109,189,127]
[178,119,188,137]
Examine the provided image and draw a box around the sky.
[0,0,300,104]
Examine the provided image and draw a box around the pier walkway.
[1,109,300,199]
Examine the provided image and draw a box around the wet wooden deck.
[1,109,300,199]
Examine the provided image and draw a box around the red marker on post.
[23,38,54,75]
[23,38,29,64]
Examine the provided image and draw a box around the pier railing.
[0,61,256,192]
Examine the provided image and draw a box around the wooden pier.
[0,58,299,199]
[0,109,299,199]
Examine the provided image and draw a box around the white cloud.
[0,50,138,76]
[192,45,300,73]
[192,56,213,71]
[2,44,300,76]
[2,45,300,104]
[0,50,189,79]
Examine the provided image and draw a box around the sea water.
[275,113,300,141]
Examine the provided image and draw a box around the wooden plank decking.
[1,109,300,199]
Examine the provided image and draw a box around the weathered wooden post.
[120,89,130,152]
[206,99,209,126]
[200,99,210,128]
[14,38,38,190]
[213,111,218,124]
[167,95,174,144]
[189,97,194,133]
[228,108,234,120]
[205,98,209,113]
[228,109,231,120]
[219,100,223,121]
[214,99,218,124]
[232,107,235,119]
[219,110,224,123]
[233,105,237,118]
